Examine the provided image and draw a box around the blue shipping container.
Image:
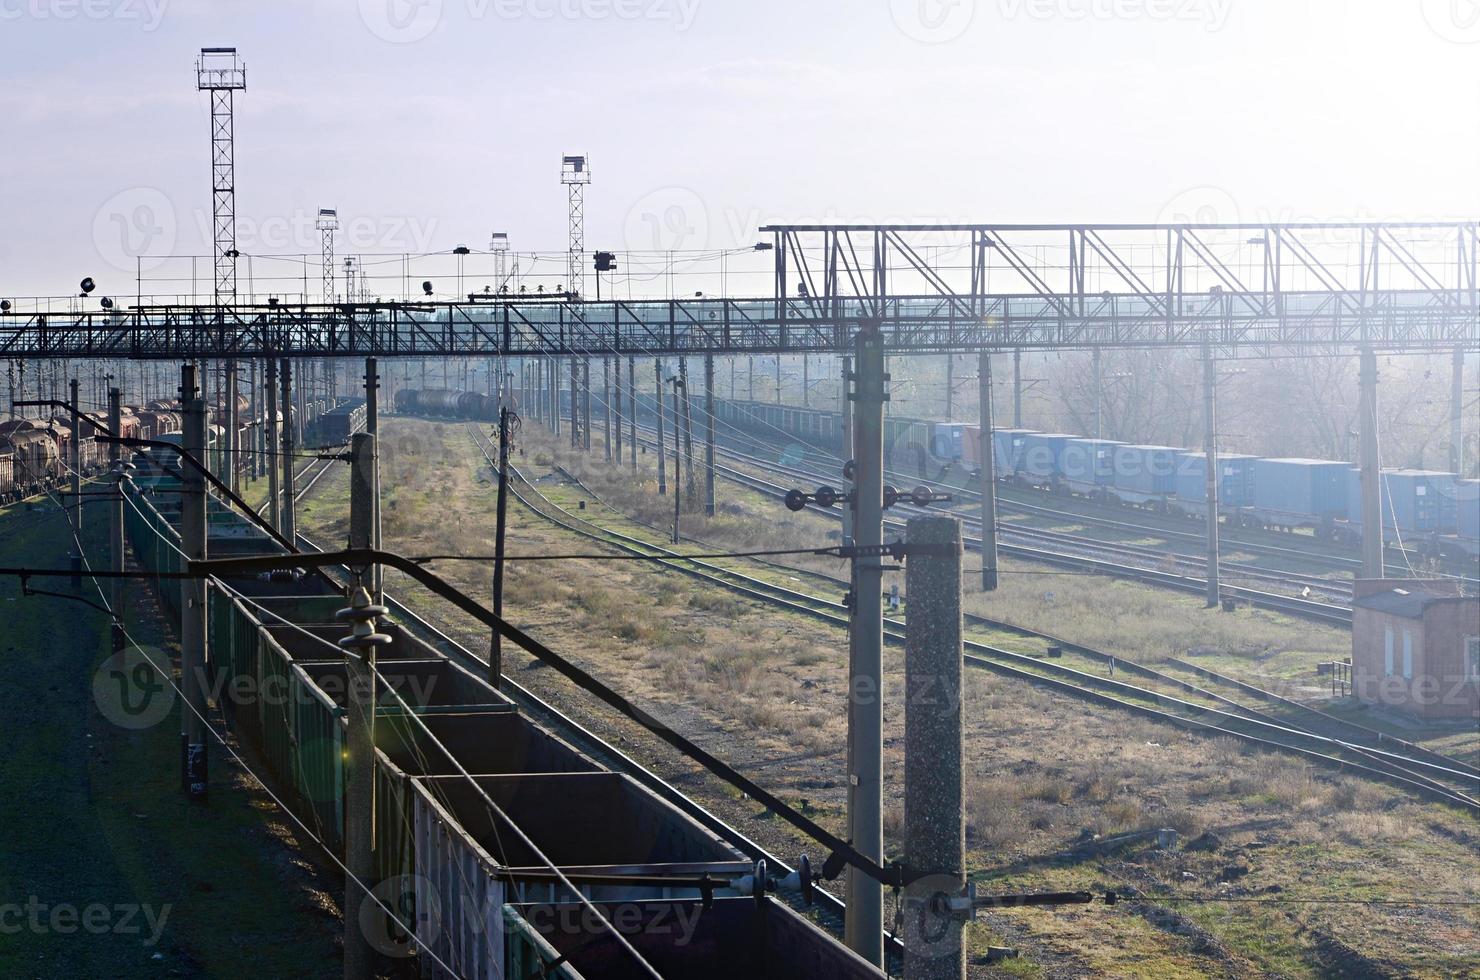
[1174,452,1257,506]
[1251,459,1350,519]
[1018,433,1076,481]
[1060,438,1122,486]
[1457,480,1480,541]
[1112,445,1180,495]
[991,429,1035,475]
[1345,469,1459,534]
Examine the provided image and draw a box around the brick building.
[1351,579,1480,721]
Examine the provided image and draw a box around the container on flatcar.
[991,428,1034,477]
[1250,458,1350,523]
[1060,438,1122,489]
[1111,445,1180,496]
[1456,479,1480,543]
[1344,468,1459,535]
[1018,433,1075,484]
[1174,452,1257,507]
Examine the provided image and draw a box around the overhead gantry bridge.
[4,222,1479,358]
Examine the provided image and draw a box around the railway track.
[466,424,1479,814]
[625,422,1355,625]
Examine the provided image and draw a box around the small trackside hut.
[1351,579,1480,722]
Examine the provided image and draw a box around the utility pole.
[704,354,716,516]
[1203,345,1220,606]
[613,350,623,464]
[108,387,125,653]
[846,322,885,968]
[1013,348,1023,428]
[1092,346,1104,439]
[670,377,683,544]
[68,377,81,587]
[266,358,279,532]
[364,358,381,602]
[1359,348,1382,577]
[841,354,854,545]
[1451,347,1465,476]
[583,359,592,452]
[978,353,998,591]
[180,365,208,800]
[490,406,514,690]
[903,516,965,980]
[570,357,579,449]
[680,358,696,492]
[603,358,613,463]
[655,360,667,495]
[280,359,297,545]
[945,354,953,421]
[342,432,389,980]
[224,361,238,494]
[248,358,259,480]
[628,358,637,470]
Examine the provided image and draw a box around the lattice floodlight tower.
[490,231,511,293]
[196,48,246,305]
[316,209,338,302]
[561,154,589,298]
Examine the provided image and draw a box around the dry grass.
[293,417,1480,980]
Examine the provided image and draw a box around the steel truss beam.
[4,223,1477,359]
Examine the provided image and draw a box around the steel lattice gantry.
[5,223,1480,359]
[195,48,247,305]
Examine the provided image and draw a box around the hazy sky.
[3,0,1479,299]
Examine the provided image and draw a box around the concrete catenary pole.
[266,358,279,532]
[680,358,696,492]
[224,360,237,494]
[903,515,965,980]
[490,406,512,689]
[342,433,389,980]
[180,365,209,799]
[583,358,592,452]
[108,387,125,651]
[671,378,683,544]
[1013,348,1023,428]
[613,350,623,464]
[1359,347,1383,577]
[977,353,998,591]
[248,358,259,480]
[704,353,716,516]
[628,357,637,470]
[654,359,667,495]
[363,358,382,602]
[280,359,297,546]
[1203,344,1220,606]
[69,377,81,587]
[847,321,885,967]
[1451,346,1465,476]
[841,354,854,545]
[603,357,613,463]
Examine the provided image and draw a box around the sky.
[2,0,1479,300]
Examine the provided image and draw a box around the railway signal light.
[593,251,617,272]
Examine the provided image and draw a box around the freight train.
[390,387,1480,562]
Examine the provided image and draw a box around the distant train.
[713,399,1480,562]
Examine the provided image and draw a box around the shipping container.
[1250,458,1350,524]
[1458,480,1480,543]
[1344,468,1460,536]
[1174,452,1257,506]
[1060,438,1122,489]
[991,428,1035,476]
[1018,433,1076,484]
[1111,444,1180,495]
